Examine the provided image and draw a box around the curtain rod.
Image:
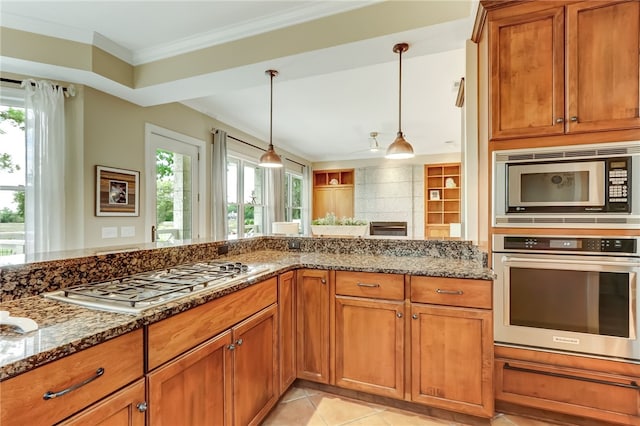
[221,132,306,168]
[1,77,70,94]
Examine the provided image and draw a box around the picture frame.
[429,189,441,200]
[96,165,140,216]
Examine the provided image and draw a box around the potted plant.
[311,213,368,237]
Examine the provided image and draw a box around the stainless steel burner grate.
[44,260,269,314]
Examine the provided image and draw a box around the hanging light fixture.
[385,42,415,160]
[259,69,284,168]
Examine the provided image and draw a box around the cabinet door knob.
[396,312,403,318]
[570,116,578,122]
[412,314,419,320]
[227,343,235,351]
[320,278,327,284]
[555,117,564,123]
[137,402,148,413]
[235,338,243,346]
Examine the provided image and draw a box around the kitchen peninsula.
[0,236,494,425]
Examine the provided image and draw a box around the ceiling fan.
[349,131,388,156]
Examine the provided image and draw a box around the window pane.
[227,204,238,239]
[0,105,26,257]
[245,205,264,237]
[292,176,302,207]
[227,160,238,203]
[244,165,264,205]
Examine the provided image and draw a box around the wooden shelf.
[424,163,461,239]
[314,169,354,187]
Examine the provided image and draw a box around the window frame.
[226,155,266,239]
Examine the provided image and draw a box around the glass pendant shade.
[259,69,283,168]
[385,42,415,160]
[385,131,414,159]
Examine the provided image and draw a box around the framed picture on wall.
[96,165,140,216]
[429,189,440,201]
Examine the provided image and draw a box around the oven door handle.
[501,256,640,268]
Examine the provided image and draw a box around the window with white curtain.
[285,171,303,233]
[226,156,265,239]
[0,94,25,257]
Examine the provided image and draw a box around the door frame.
[144,123,206,242]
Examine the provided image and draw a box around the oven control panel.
[500,236,638,255]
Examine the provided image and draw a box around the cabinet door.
[59,379,146,426]
[566,1,640,133]
[335,296,404,399]
[411,304,493,418]
[278,271,296,394]
[232,304,279,426]
[312,187,354,219]
[333,187,354,218]
[147,330,233,426]
[489,6,565,139]
[313,187,334,220]
[296,269,330,383]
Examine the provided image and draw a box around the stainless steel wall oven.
[493,234,640,361]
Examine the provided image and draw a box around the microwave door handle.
[502,256,640,268]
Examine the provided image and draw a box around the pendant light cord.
[398,47,403,133]
[269,70,274,149]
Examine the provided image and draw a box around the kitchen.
[2,1,640,425]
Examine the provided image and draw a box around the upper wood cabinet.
[488,1,640,140]
[312,169,354,220]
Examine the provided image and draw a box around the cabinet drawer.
[0,329,143,426]
[148,277,277,370]
[336,271,404,300]
[496,359,640,423]
[411,276,491,309]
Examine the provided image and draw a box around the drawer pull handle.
[43,367,105,400]
[357,282,380,288]
[503,363,640,390]
[436,289,463,295]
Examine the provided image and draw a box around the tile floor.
[262,384,565,426]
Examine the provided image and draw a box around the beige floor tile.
[341,412,390,425]
[280,385,309,403]
[308,393,385,426]
[379,408,453,426]
[499,415,563,426]
[262,396,328,426]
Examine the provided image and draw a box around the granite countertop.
[0,249,494,381]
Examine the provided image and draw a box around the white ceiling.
[0,1,475,162]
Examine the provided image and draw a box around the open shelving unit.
[424,163,461,239]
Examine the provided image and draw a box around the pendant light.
[385,43,415,160]
[259,69,284,168]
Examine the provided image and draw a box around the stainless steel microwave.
[493,142,640,228]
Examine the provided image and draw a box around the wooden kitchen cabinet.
[147,330,233,426]
[334,272,405,399]
[278,270,296,394]
[424,163,461,239]
[488,0,640,140]
[232,304,279,426]
[147,304,278,426]
[0,329,143,426]
[59,378,146,426]
[410,276,494,418]
[296,268,331,383]
[495,346,640,425]
[312,169,354,220]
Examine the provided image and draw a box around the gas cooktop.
[44,260,269,314]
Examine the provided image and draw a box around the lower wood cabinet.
[60,378,147,426]
[495,346,640,425]
[278,270,296,393]
[147,304,278,426]
[410,276,494,418]
[0,329,143,426]
[335,296,405,399]
[296,269,331,384]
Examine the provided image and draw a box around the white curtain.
[212,129,228,240]
[22,80,66,254]
[302,165,312,235]
[266,167,285,233]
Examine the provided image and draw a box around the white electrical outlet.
[101,227,118,239]
[120,226,135,237]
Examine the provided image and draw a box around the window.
[227,157,265,239]
[285,171,303,233]
[0,97,25,257]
